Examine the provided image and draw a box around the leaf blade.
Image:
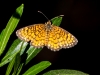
[23,61,51,75]
[0,4,24,55]
[43,69,89,75]
[51,15,64,26]
[25,46,42,65]
[2,39,21,60]
[5,55,16,75]
[0,41,28,67]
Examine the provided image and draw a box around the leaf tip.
[21,3,24,7]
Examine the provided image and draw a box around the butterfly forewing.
[16,24,47,48]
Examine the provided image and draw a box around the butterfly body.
[16,21,78,51]
[45,21,52,31]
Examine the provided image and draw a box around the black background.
[0,0,99,75]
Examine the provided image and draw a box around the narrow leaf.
[51,15,64,26]
[16,63,24,75]
[25,46,42,65]
[5,55,16,75]
[13,52,21,75]
[23,61,51,75]
[0,4,24,55]
[0,41,28,67]
[2,39,21,60]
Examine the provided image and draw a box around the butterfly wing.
[47,25,78,51]
[16,24,46,48]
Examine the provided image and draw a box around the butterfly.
[16,11,78,51]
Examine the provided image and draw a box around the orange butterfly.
[16,11,78,51]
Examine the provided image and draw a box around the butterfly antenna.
[38,11,49,21]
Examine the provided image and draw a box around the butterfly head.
[45,21,52,31]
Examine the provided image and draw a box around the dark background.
[0,0,99,75]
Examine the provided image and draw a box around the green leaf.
[0,4,24,55]
[51,15,64,26]
[13,52,21,75]
[2,39,21,60]
[43,69,89,75]
[0,29,5,45]
[25,46,42,65]
[0,41,28,67]
[16,63,24,75]
[23,61,51,75]
[5,55,16,75]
